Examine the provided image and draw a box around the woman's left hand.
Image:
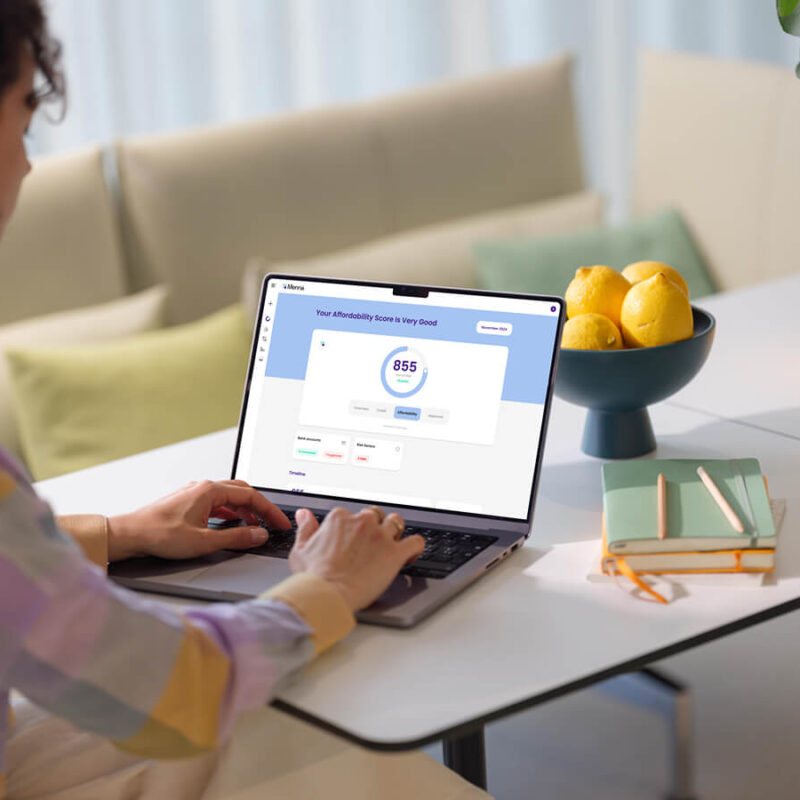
[106,479,290,562]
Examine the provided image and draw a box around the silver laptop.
[110,275,564,627]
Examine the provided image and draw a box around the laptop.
[110,275,564,627]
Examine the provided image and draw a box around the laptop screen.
[233,276,563,522]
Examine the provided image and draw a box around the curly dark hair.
[0,0,64,111]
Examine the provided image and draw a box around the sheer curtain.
[31,0,798,219]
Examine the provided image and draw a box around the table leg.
[595,667,697,800]
[667,679,695,800]
[443,727,487,790]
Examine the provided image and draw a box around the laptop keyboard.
[229,509,498,580]
[398,525,497,579]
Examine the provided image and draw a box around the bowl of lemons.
[554,261,715,459]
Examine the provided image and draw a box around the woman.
[0,3,486,798]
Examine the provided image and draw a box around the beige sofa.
[0,54,603,464]
[0,49,797,469]
[0,52,591,330]
[634,50,800,289]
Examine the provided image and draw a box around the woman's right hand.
[288,506,425,612]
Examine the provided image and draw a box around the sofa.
[0,49,797,476]
[0,53,603,473]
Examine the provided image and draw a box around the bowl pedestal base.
[582,408,656,459]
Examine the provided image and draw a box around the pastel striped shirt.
[0,448,355,797]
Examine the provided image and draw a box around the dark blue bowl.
[554,307,715,458]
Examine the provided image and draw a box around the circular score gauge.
[381,346,428,398]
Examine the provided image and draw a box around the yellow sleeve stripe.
[114,715,208,759]
[116,620,230,756]
[57,514,109,569]
[0,470,17,502]
[264,573,356,655]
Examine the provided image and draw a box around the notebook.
[589,499,786,584]
[600,518,775,573]
[602,458,776,555]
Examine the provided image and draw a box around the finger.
[294,508,320,545]
[381,513,406,540]
[194,482,291,530]
[210,498,261,526]
[202,525,269,553]
[216,480,271,520]
[359,505,385,524]
[229,505,261,526]
[398,534,425,563]
[210,505,240,521]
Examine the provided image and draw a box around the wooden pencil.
[657,473,667,540]
[696,466,745,533]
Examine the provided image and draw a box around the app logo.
[282,282,305,292]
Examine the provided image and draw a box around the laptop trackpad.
[191,554,292,597]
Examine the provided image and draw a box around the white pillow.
[0,286,168,458]
[241,191,603,322]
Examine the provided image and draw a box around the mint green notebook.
[602,458,776,554]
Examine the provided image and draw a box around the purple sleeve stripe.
[0,557,48,636]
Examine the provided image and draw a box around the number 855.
[393,360,417,372]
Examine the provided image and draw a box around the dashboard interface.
[234,278,562,520]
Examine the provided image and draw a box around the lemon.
[565,266,630,328]
[622,261,689,297]
[561,313,623,350]
[620,273,693,348]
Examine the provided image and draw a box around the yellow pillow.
[0,286,169,458]
[6,305,251,480]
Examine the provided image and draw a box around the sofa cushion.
[116,54,583,324]
[474,207,716,299]
[633,50,800,290]
[6,304,250,480]
[241,191,603,322]
[0,286,168,460]
[0,146,127,326]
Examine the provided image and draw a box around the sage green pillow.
[474,207,716,299]
[6,305,251,480]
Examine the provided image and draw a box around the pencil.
[657,473,667,539]
[696,466,745,533]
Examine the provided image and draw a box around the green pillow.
[474,207,716,299]
[6,305,251,480]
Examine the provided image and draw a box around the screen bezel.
[231,274,565,524]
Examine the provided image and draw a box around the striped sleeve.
[0,467,355,765]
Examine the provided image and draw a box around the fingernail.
[251,528,268,544]
[296,508,311,523]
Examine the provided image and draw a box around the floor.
[424,608,800,799]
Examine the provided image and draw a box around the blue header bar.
[265,293,559,404]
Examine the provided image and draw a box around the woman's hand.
[288,506,425,612]
[107,480,290,562]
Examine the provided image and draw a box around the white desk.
[670,273,800,439]
[37,403,799,735]
[35,279,799,795]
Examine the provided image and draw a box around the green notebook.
[602,458,776,554]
